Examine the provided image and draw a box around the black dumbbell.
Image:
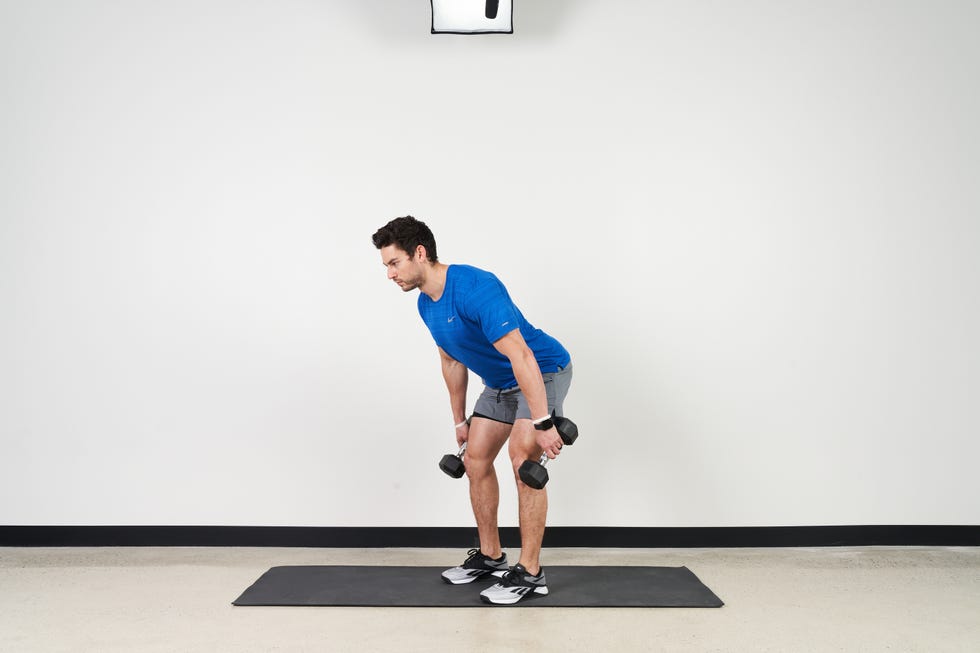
[518,416,578,489]
[439,442,467,478]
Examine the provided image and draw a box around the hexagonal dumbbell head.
[439,442,467,478]
[553,416,578,446]
[439,453,465,478]
[519,460,549,489]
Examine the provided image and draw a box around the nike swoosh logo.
[448,316,456,323]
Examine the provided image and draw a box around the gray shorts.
[472,364,573,424]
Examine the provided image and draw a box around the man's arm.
[492,329,563,458]
[439,347,469,444]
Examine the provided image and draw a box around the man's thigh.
[507,418,539,464]
[466,416,512,464]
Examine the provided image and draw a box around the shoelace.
[462,548,482,564]
[499,565,533,587]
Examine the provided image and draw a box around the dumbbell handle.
[457,442,468,457]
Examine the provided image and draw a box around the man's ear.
[415,244,427,262]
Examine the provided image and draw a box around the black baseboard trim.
[1,525,976,548]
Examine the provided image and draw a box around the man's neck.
[420,262,449,301]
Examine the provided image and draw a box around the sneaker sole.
[479,587,549,605]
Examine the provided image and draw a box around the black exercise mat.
[232,566,724,608]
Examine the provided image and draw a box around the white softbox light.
[431,0,513,35]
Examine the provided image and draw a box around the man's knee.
[507,423,540,474]
[465,455,495,480]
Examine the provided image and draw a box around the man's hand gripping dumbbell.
[518,415,578,489]
[438,416,470,478]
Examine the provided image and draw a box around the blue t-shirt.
[418,265,571,389]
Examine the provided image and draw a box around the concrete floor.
[0,546,977,652]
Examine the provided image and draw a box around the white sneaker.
[479,564,549,604]
[441,548,509,585]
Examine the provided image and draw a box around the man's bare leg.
[509,418,547,575]
[464,417,511,558]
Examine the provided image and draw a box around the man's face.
[380,244,423,292]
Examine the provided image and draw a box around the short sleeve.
[461,276,521,344]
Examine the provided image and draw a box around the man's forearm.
[442,356,469,423]
[510,347,549,420]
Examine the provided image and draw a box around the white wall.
[1,0,977,528]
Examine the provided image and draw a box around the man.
[372,216,573,605]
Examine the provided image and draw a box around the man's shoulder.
[452,265,513,319]
[450,264,501,287]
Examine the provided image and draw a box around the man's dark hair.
[372,215,439,263]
